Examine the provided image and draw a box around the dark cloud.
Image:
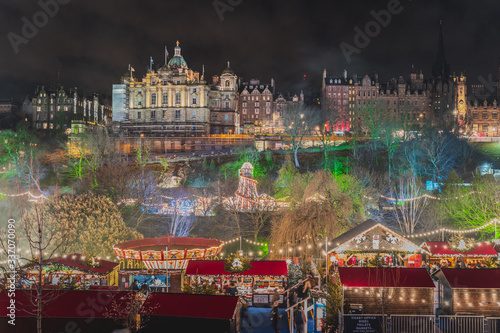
[1,0,500,98]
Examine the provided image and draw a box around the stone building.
[238,79,275,134]
[32,85,111,131]
[209,62,240,135]
[114,41,210,138]
[321,69,356,132]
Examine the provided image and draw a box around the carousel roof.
[422,241,498,257]
[338,267,435,288]
[23,253,118,275]
[139,293,239,320]
[0,290,135,318]
[185,260,287,276]
[114,235,222,251]
[440,268,500,289]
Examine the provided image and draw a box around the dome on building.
[168,41,188,69]
[222,61,234,74]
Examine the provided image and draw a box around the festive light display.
[404,219,499,238]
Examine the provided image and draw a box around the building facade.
[238,79,275,134]
[209,62,240,135]
[114,42,210,138]
[32,85,111,131]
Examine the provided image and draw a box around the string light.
[405,219,499,238]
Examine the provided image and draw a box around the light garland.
[404,219,498,238]
[0,191,47,200]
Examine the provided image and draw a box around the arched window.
[151,93,157,106]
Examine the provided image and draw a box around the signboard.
[344,316,383,333]
[314,303,325,332]
[252,294,269,304]
[372,235,380,250]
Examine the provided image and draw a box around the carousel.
[112,235,223,292]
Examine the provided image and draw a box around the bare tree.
[392,173,428,234]
[283,105,322,167]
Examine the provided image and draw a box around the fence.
[341,314,500,333]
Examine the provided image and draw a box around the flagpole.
[165,46,167,66]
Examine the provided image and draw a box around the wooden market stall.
[20,253,118,289]
[434,268,500,316]
[328,220,424,269]
[420,241,498,267]
[185,260,288,307]
[338,267,436,315]
[139,293,241,333]
[113,235,223,292]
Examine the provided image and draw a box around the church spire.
[432,20,450,80]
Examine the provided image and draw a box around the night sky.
[1,0,500,99]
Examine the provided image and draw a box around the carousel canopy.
[329,220,421,254]
[139,293,239,320]
[421,241,498,257]
[440,268,500,289]
[22,253,118,275]
[0,290,135,318]
[185,260,287,276]
[338,267,435,288]
[115,235,222,251]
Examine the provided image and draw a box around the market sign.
[344,315,383,333]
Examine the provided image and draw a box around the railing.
[390,314,434,333]
[339,314,499,333]
[438,315,484,333]
[286,297,313,333]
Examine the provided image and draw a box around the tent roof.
[338,267,435,288]
[185,260,287,276]
[440,268,500,289]
[139,293,239,320]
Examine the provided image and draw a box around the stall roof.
[422,241,498,257]
[139,293,239,320]
[338,267,435,288]
[440,268,500,289]
[185,260,287,276]
[0,290,135,318]
[328,219,422,254]
[23,253,118,275]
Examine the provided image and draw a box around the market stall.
[328,220,424,270]
[20,253,117,289]
[185,260,288,307]
[113,235,223,292]
[420,240,498,267]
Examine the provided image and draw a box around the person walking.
[270,300,281,333]
[293,303,307,333]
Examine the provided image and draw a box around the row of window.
[136,110,197,120]
[327,86,349,91]
[473,124,498,132]
[241,108,271,114]
[241,96,271,101]
[472,112,498,120]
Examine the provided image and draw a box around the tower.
[234,162,258,210]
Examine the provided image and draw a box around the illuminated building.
[114,41,210,138]
[209,62,240,135]
[238,79,275,134]
[32,85,111,131]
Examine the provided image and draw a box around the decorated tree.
[39,193,143,257]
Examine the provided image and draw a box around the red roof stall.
[185,260,288,307]
[338,267,436,315]
[139,293,241,333]
[0,290,135,333]
[421,241,498,267]
[20,253,118,289]
[435,268,500,316]
[113,235,223,293]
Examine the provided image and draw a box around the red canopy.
[441,268,500,289]
[185,260,287,276]
[139,293,239,320]
[338,267,435,288]
[423,242,498,257]
[0,290,135,318]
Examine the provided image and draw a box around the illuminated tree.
[391,173,428,234]
[40,193,143,257]
[283,105,322,167]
